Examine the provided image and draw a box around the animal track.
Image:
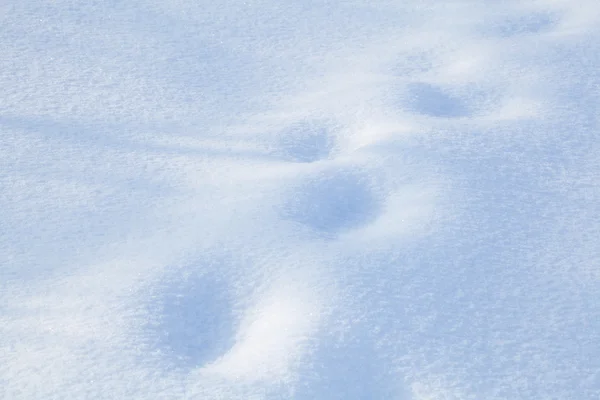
[281,168,381,235]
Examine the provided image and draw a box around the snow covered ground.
[2,1,600,398]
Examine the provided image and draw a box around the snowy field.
[2,1,600,399]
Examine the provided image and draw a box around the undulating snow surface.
[2,1,600,398]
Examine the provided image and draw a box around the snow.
[1,0,599,398]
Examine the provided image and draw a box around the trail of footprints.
[147,87,493,394]
[146,80,494,391]
[141,6,562,395]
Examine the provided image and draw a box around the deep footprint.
[145,268,236,369]
[281,169,381,235]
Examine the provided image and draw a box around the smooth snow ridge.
[1,0,600,399]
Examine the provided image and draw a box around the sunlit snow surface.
[2,1,600,399]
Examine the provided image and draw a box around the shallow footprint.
[404,82,471,118]
[274,120,335,163]
[485,11,557,38]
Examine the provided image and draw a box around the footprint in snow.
[280,168,382,236]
